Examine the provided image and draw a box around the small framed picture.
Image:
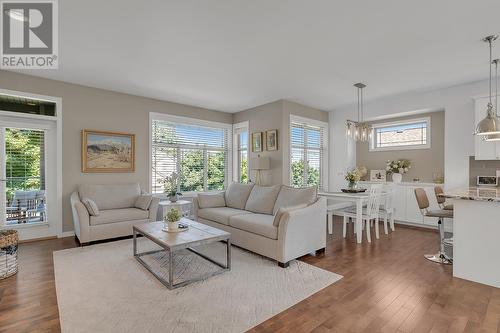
[252,132,263,152]
[370,170,386,182]
[266,129,278,151]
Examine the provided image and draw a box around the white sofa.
[193,183,326,267]
[70,183,160,244]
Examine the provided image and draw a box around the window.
[233,122,249,183]
[290,116,328,190]
[150,114,231,194]
[370,117,430,151]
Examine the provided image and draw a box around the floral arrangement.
[386,159,411,175]
[166,208,181,223]
[158,172,181,197]
[345,167,362,184]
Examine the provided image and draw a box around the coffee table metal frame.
[133,221,231,290]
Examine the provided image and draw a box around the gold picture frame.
[252,132,263,152]
[266,129,278,151]
[82,130,135,173]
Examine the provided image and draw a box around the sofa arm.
[70,192,90,243]
[148,196,161,221]
[277,197,326,263]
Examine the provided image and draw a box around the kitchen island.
[443,187,500,288]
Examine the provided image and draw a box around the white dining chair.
[340,184,383,242]
[326,200,355,234]
[378,184,395,235]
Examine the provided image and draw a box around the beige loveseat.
[193,183,326,267]
[70,183,160,245]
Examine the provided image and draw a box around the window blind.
[151,119,229,194]
[290,121,325,190]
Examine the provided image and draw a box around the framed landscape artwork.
[370,169,386,182]
[266,129,278,151]
[82,130,135,173]
[252,132,263,152]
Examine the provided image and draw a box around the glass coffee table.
[133,219,231,289]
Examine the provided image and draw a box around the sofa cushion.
[245,185,281,215]
[197,207,251,225]
[89,208,149,226]
[134,195,153,210]
[273,203,308,227]
[229,214,278,239]
[225,182,254,210]
[273,185,317,215]
[198,192,226,209]
[82,198,100,216]
[79,183,141,210]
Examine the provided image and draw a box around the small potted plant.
[386,159,411,183]
[345,168,361,190]
[159,172,182,202]
[165,208,181,230]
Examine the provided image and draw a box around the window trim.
[232,121,249,183]
[288,115,329,191]
[369,116,431,152]
[149,112,233,195]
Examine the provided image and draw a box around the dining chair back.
[366,184,383,218]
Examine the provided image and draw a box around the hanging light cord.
[489,38,493,106]
[496,59,498,115]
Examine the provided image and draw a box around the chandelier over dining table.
[346,83,372,142]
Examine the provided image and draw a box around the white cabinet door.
[405,186,424,224]
[392,185,406,221]
[475,97,500,160]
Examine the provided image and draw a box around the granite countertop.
[442,187,500,202]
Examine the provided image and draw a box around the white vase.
[392,173,402,183]
[167,220,179,230]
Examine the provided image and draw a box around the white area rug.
[53,238,341,333]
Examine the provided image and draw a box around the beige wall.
[0,71,232,232]
[356,111,444,182]
[233,100,329,185]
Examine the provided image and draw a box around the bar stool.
[434,186,453,210]
[414,188,453,264]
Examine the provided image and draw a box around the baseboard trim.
[19,235,57,243]
[59,231,75,238]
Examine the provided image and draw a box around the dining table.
[318,190,387,244]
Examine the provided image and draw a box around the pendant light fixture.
[475,35,500,136]
[485,58,500,141]
[346,83,372,142]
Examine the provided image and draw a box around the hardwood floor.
[1,220,499,333]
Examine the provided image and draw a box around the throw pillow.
[273,203,308,227]
[82,197,100,216]
[225,182,255,210]
[197,192,226,209]
[273,185,317,215]
[135,194,153,210]
[245,185,281,215]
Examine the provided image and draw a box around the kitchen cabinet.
[474,96,500,160]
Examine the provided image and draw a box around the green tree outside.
[5,128,44,201]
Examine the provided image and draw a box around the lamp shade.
[252,156,270,170]
[475,105,500,136]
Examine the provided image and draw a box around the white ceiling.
[13,0,500,112]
